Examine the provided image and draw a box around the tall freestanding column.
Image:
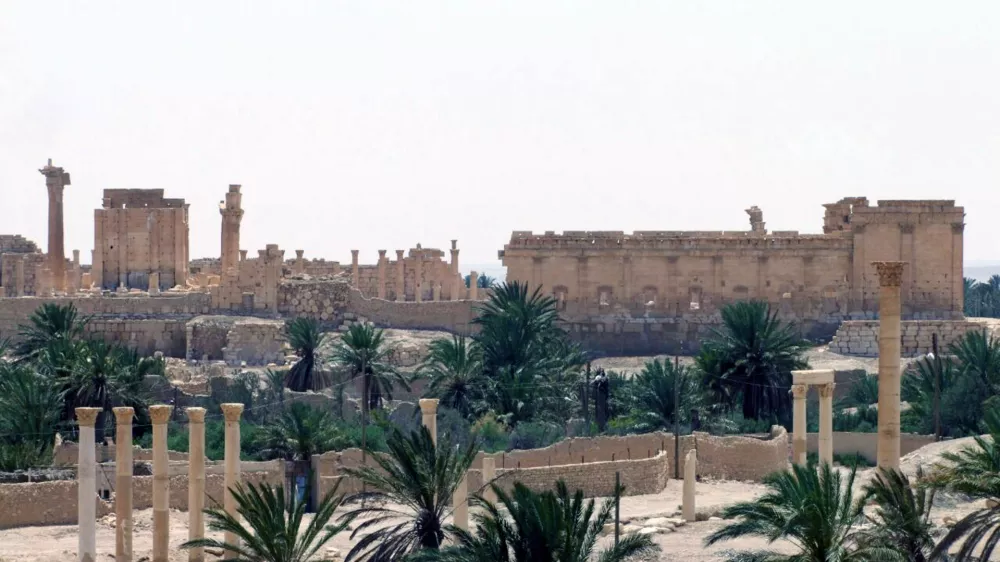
[452,471,469,530]
[419,398,439,445]
[791,384,808,466]
[469,271,479,301]
[294,250,305,275]
[377,250,387,299]
[683,449,697,522]
[481,456,497,504]
[221,403,245,558]
[113,407,135,562]
[449,240,459,300]
[414,252,423,303]
[395,250,405,302]
[40,159,71,293]
[818,382,836,466]
[874,261,906,470]
[220,185,244,273]
[351,250,360,288]
[150,405,173,562]
[76,407,100,562]
[186,407,207,562]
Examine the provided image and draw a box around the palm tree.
[285,317,326,392]
[697,301,809,421]
[949,330,1000,395]
[0,362,64,470]
[418,335,484,418]
[14,302,88,362]
[473,281,561,377]
[858,468,935,562]
[840,374,879,408]
[705,463,899,561]
[929,407,1000,561]
[181,481,349,562]
[339,427,477,562]
[62,340,151,442]
[902,353,967,436]
[632,358,702,430]
[257,402,348,461]
[416,480,657,562]
[333,323,407,412]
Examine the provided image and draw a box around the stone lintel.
[791,369,835,386]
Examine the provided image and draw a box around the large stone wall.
[502,198,966,354]
[222,317,286,366]
[0,465,282,529]
[829,319,988,357]
[93,189,190,291]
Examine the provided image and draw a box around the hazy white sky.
[2,2,998,268]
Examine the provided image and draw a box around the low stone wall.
[470,452,668,498]
[802,432,935,464]
[829,320,988,357]
[84,318,189,357]
[223,318,286,366]
[277,278,351,326]
[0,463,283,529]
[347,289,480,335]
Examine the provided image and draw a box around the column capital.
[75,407,101,426]
[419,398,440,415]
[351,249,359,259]
[791,384,809,400]
[872,261,906,287]
[221,403,245,422]
[295,249,304,258]
[149,405,173,424]
[186,407,207,423]
[396,249,405,259]
[378,249,387,257]
[818,383,836,398]
[113,406,135,424]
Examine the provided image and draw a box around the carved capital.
[149,405,173,424]
[791,384,809,400]
[872,261,906,287]
[75,407,101,427]
[818,383,836,399]
[221,403,245,422]
[952,222,965,234]
[185,407,206,423]
[419,398,440,415]
[113,406,135,425]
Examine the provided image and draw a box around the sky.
[1,2,999,271]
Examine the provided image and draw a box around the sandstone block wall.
[0,252,47,296]
[0,466,282,529]
[277,277,352,326]
[469,452,668,498]
[801,432,935,464]
[829,319,987,357]
[84,318,188,357]
[186,316,238,360]
[222,318,286,366]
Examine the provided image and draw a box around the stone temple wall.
[222,317,286,366]
[829,319,988,357]
[185,315,236,361]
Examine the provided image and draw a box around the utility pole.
[932,333,941,441]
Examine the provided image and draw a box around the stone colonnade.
[874,261,906,470]
[75,404,244,562]
[790,369,836,466]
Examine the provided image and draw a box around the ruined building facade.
[92,189,190,291]
[500,198,965,347]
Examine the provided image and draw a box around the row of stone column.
[75,403,245,562]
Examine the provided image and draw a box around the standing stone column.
[150,405,173,562]
[40,159,70,293]
[874,261,906,470]
[449,240,459,300]
[452,472,468,531]
[113,407,135,562]
[395,250,405,302]
[481,456,497,504]
[818,383,836,466]
[469,271,479,301]
[683,449,697,522]
[76,407,100,562]
[71,249,81,292]
[414,253,423,303]
[791,384,808,466]
[433,282,441,301]
[148,272,160,295]
[419,398,439,445]
[186,407,207,562]
[221,403,245,558]
[15,251,26,297]
[351,250,360,288]
[377,250,387,299]
[239,249,248,262]
[294,250,305,275]
[220,185,244,273]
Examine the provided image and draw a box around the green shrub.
[471,412,509,452]
[508,421,564,451]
